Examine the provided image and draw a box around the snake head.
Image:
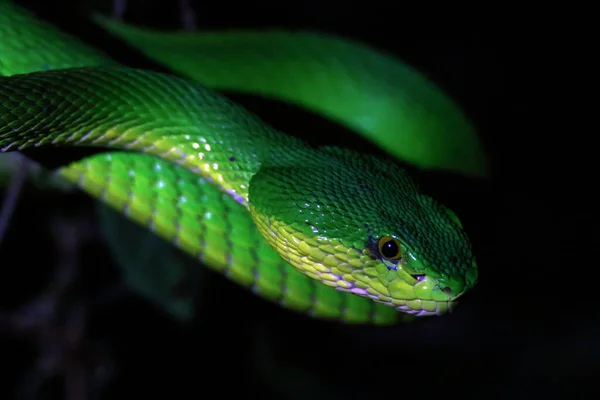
[248,148,478,317]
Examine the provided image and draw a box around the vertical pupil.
[383,240,398,257]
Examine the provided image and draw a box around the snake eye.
[377,236,402,260]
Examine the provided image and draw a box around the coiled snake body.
[0,2,485,324]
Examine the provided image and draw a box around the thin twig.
[179,0,197,31]
[112,0,127,20]
[0,153,29,245]
[2,213,115,399]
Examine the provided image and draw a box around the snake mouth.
[395,300,457,317]
[387,277,464,316]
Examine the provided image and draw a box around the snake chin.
[395,300,457,317]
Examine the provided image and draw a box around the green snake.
[0,2,486,325]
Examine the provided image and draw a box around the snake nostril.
[411,274,426,282]
[442,287,452,294]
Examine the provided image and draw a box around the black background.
[0,1,590,399]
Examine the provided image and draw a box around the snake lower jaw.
[395,300,457,317]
